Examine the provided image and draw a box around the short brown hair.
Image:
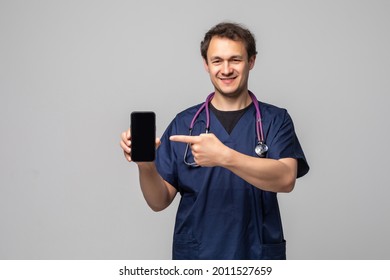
[200,22,258,62]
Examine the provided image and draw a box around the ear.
[203,58,210,73]
[249,55,256,70]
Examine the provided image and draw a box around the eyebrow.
[209,55,244,61]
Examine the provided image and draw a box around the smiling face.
[204,36,256,99]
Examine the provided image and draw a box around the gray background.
[1,0,389,259]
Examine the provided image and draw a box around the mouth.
[219,76,237,84]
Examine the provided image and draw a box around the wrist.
[220,146,234,168]
[137,161,156,171]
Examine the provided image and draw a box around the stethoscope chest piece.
[255,142,268,158]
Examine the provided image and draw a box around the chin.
[218,88,243,98]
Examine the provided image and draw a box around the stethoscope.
[184,91,268,167]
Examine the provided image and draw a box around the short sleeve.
[155,119,179,188]
[267,110,309,178]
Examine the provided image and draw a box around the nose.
[221,61,233,75]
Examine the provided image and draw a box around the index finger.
[170,135,199,144]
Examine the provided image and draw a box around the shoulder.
[171,102,204,125]
[258,101,289,120]
[256,100,298,134]
[162,102,204,134]
[176,103,203,118]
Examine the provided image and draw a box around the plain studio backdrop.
[1,0,389,259]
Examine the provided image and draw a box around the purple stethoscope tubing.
[186,91,268,162]
[189,93,214,133]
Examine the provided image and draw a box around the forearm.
[221,148,297,193]
[137,162,176,211]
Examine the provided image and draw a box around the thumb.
[156,137,161,149]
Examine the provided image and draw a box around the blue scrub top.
[155,97,309,260]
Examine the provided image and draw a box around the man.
[120,22,309,259]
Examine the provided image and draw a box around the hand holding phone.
[130,112,156,162]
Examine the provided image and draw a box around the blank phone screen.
[130,112,156,162]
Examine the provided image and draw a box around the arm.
[170,133,297,193]
[137,162,177,211]
[221,149,297,193]
[120,129,177,211]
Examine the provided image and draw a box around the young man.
[120,22,309,259]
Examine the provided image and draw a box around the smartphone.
[130,111,156,162]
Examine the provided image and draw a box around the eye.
[211,59,222,65]
[231,58,242,64]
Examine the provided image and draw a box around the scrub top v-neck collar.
[209,103,252,135]
[209,102,257,142]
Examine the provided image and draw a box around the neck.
[210,91,252,111]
